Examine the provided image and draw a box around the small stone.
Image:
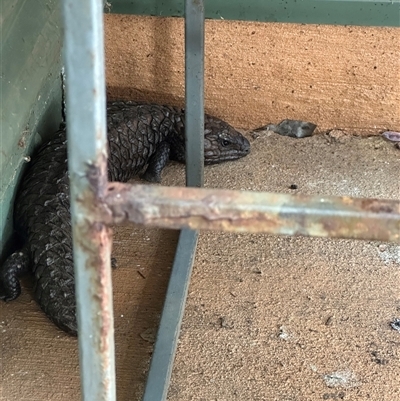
[323,371,358,388]
[218,317,234,329]
[390,318,400,332]
[278,326,290,340]
[382,131,400,142]
[326,129,348,144]
[111,257,118,268]
[378,244,387,252]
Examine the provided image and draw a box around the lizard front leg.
[140,141,171,183]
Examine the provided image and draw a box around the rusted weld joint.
[80,158,114,225]
[86,155,109,199]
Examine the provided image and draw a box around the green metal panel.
[105,0,400,27]
[0,0,63,258]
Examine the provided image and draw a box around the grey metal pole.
[62,1,116,400]
[185,0,205,188]
[142,229,199,401]
[142,1,205,400]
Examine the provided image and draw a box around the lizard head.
[203,114,250,164]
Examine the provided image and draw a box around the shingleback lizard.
[0,101,250,335]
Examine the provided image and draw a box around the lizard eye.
[221,139,231,147]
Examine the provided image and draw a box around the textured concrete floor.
[1,130,399,401]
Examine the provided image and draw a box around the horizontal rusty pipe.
[98,183,400,243]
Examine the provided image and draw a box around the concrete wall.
[105,14,400,135]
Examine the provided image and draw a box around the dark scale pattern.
[106,102,186,182]
[0,101,250,335]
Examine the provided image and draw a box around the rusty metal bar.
[103,183,400,243]
[62,0,116,400]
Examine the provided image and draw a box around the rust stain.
[101,183,400,243]
[76,217,113,345]
[71,157,115,370]
[86,153,108,199]
[18,130,30,148]
[360,198,399,214]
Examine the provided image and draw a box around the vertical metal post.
[62,1,116,400]
[142,1,205,400]
[142,229,199,401]
[185,0,205,187]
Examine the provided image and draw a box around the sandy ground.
[1,130,399,401]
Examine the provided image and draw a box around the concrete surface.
[1,130,399,400]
